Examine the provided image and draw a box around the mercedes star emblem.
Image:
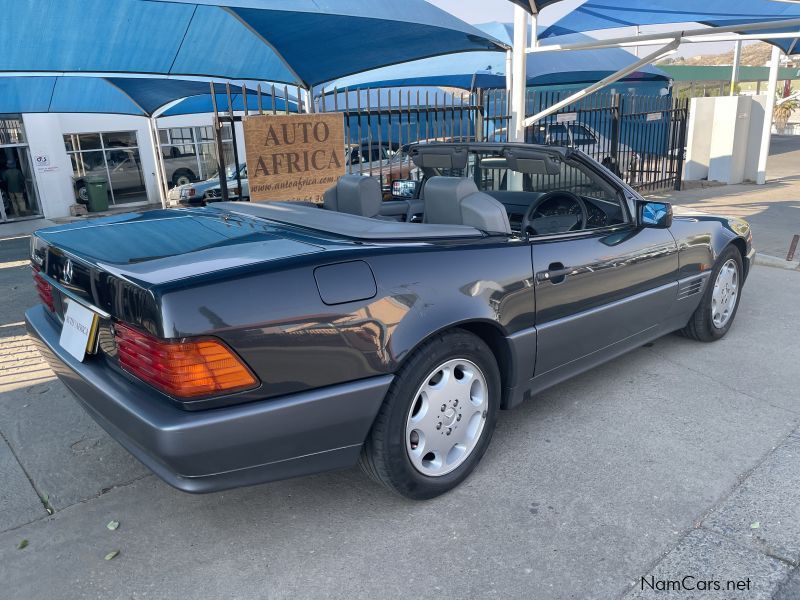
[63,259,73,284]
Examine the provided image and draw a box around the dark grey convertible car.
[26,142,754,499]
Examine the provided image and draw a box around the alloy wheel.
[711,258,739,329]
[405,358,488,477]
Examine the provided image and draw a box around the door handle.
[537,262,575,284]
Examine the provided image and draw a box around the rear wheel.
[171,169,195,188]
[359,330,500,499]
[680,245,743,342]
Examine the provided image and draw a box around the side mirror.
[639,200,673,228]
[392,179,419,199]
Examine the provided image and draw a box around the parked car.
[167,163,248,207]
[168,144,408,207]
[161,145,202,188]
[27,141,754,500]
[528,121,640,175]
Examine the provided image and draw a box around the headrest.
[326,175,382,218]
[423,177,479,227]
[423,176,510,234]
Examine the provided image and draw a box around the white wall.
[708,96,751,185]
[683,98,715,181]
[684,95,768,185]
[23,113,157,219]
[21,111,247,220]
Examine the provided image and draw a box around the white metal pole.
[730,40,742,95]
[505,49,513,96]
[148,117,168,208]
[304,88,315,113]
[756,45,781,185]
[524,39,680,128]
[510,5,529,143]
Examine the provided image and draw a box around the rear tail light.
[33,270,55,312]
[114,324,258,399]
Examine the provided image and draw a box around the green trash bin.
[84,175,109,212]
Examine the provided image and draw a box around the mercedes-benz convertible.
[26,142,754,499]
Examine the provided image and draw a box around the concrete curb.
[755,252,800,271]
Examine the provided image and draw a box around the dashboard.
[532,195,613,229]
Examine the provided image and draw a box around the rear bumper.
[25,305,392,493]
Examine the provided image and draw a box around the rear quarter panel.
[157,240,535,400]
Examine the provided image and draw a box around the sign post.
[243,112,346,203]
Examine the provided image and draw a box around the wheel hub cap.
[405,358,488,477]
[711,259,739,329]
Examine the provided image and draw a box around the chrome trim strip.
[38,272,112,319]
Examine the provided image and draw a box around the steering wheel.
[522,190,588,236]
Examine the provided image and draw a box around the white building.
[1,110,246,225]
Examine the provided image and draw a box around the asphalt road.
[650,135,800,262]
[1,233,800,598]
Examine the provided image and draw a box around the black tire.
[171,169,196,187]
[359,329,500,500]
[680,245,743,342]
[76,181,89,205]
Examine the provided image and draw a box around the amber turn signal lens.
[115,324,258,399]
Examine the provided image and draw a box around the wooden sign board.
[243,112,346,203]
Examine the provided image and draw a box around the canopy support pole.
[730,40,742,96]
[505,49,513,96]
[305,88,315,113]
[523,39,680,128]
[757,45,781,185]
[510,5,528,143]
[148,116,168,208]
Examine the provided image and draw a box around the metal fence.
[211,82,689,199]
[482,89,689,192]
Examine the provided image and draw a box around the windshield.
[421,149,621,199]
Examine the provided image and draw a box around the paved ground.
[1,138,799,599]
[648,135,800,263]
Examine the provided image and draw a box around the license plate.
[59,299,99,362]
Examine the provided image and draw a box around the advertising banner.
[243,113,345,202]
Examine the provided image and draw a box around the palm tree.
[774,89,799,132]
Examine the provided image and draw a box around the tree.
[774,88,798,132]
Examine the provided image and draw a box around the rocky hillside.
[658,42,774,67]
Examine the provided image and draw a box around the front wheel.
[359,330,500,499]
[680,245,743,342]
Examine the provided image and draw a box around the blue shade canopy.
[540,0,800,54]
[322,23,670,92]
[1,0,505,87]
[0,76,296,116]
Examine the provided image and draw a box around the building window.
[158,125,234,188]
[64,131,148,205]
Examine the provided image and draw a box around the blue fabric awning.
[322,23,670,92]
[540,1,800,54]
[1,0,505,87]
[0,76,297,116]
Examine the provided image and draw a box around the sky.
[426,0,748,59]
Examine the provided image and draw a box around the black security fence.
[210,82,689,199]
[482,89,689,192]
